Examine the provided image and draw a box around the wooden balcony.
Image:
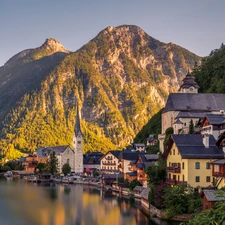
[167,167,181,173]
[166,179,187,186]
[212,172,225,177]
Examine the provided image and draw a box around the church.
[159,71,225,152]
[34,104,84,174]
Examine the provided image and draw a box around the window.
[196,176,200,182]
[195,162,200,169]
[182,162,185,170]
[173,149,175,155]
[78,141,81,144]
[206,162,210,169]
[206,176,210,182]
[214,165,219,172]
[67,159,70,165]
[170,151,172,155]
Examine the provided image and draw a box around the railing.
[212,172,225,177]
[166,179,187,185]
[102,162,116,166]
[167,167,181,173]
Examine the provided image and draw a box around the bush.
[62,163,71,176]
[1,166,11,172]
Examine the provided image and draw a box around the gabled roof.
[126,171,137,176]
[35,146,71,158]
[203,114,225,126]
[163,93,225,113]
[119,151,140,160]
[203,190,225,202]
[211,159,225,165]
[144,154,159,161]
[133,186,145,192]
[173,119,183,125]
[140,188,150,200]
[163,134,224,159]
[134,143,145,147]
[110,150,121,158]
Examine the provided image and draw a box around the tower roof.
[179,71,199,91]
[74,104,82,136]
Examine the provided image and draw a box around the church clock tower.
[73,104,83,173]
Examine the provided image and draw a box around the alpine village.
[1,25,225,224]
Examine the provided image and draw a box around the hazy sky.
[0,0,225,66]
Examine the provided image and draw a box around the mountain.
[0,25,201,159]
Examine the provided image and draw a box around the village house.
[146,134,158,146]
[200,113,225,140]
[163,134,224,187]
[159,71,225,152]
[211,131,225,188]
[19,155,38,172]
[126,153,158,186]
[100,150,120,174]
[133,143,146,152]
[119,150,140,174]
[202,189,225,210]
[83,152,103,173]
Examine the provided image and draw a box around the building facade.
[73,105,83,173]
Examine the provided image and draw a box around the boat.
[4,171,13,177]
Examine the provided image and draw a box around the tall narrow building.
[73,104,83,173]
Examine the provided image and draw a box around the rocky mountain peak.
[41,38,69,53]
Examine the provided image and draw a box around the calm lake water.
[0,177,177,225]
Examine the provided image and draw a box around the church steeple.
[74,104,82,137]
[73,102,83,173]
[178,70,199,93]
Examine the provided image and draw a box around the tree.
[163,127,174,149]
[62,163,71,176]
[189,119,194,134]
[146,157,166,186]
[36,162,46,174]
[46,151,58,175]
[129,179,142,191]
[163,185,202,218]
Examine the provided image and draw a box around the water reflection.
[0,178,176,225]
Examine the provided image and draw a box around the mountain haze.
[0,25,201,158]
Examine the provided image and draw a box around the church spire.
[74,104,82,137]
[178,70,200,93]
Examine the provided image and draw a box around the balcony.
[212,172,225,177]
[166,179,187,186]
[102,162,116,166]
[167,167,181,173]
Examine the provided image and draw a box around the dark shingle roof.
[126,171,137,176]
[144,154,159,161]
[133,186,145,192]
[110,150,121,158]
[140,188,150,200]
[36,146,70,157]
[163,93,225,113]
[204,114,225,125]
[203,190,225,202]
[175,112,206,119]
[120,151,140,160]
[171,134,224,159]
[211,159,225,165]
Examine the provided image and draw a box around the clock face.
[189,87,193,91]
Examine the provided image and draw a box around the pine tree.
[46,151,59,175]
[189,119,194,134]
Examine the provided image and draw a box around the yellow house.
[163,134,224,188]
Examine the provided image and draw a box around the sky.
[0,0,225,66]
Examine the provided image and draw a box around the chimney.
[203,134,209,148]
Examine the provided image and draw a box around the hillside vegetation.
[0,25,200,159]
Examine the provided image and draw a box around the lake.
[0,177,177,225]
